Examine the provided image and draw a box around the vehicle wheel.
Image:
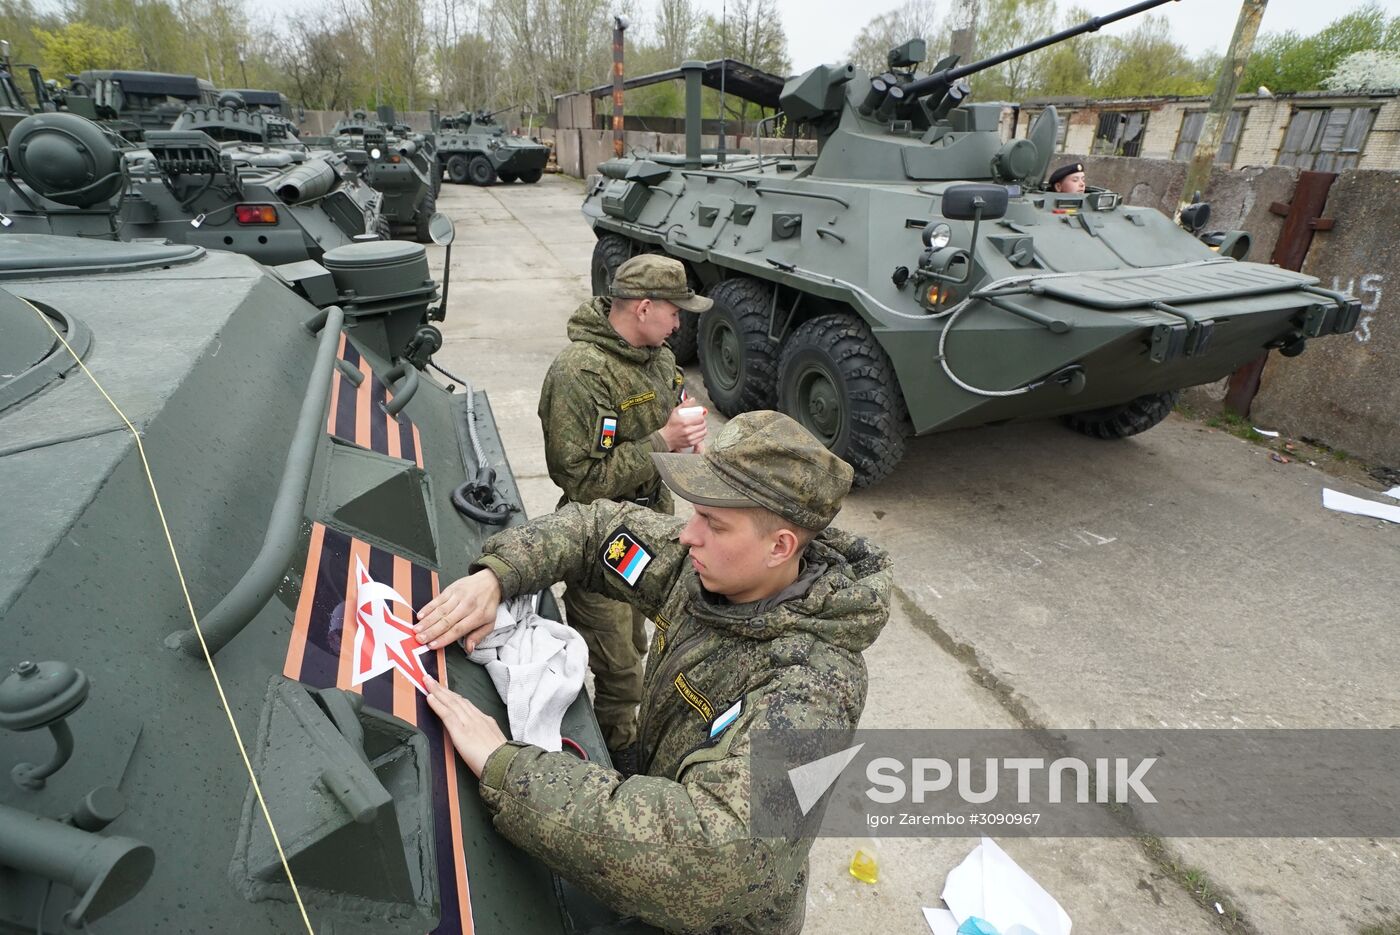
[446,155,469,185]
[498,171,518,183]
[663,260,702,365]
[590,234,633,295]
[414,188,436,244]
[467,155,496,186]
[519,168,543,183]
[698,277,780,417]
[777,313,909,488]
[669,310,700,365]
[1062,389,1180,440]
[372,216,392,240]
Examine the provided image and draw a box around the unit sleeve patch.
[595,410,619,453]
[602,526,652,587]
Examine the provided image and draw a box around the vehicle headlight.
[369,147,382,160]
[923,222,952,250]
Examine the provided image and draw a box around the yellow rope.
[24,297,315,933]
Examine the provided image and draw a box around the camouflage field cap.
[652,410,853,530]
[610,254,713,312]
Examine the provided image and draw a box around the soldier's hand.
[658,405,708,452]
[424,674,508,778]
[415,569,501,651]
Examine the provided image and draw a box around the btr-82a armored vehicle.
[436,108,549,186]
[0,111,382,264]
[0,221,645,932]
[305,109,438,242]
[583,0,1360,486]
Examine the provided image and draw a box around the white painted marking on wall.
[1331,273,1384,343]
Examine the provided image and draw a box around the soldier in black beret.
[1048,162,1086,193]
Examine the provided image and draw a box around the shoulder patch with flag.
[597,415,618,451]
[602,527,652,587]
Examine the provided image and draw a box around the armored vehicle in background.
[306,109,438,242]
[582,0,1361,486]
[0,220,650,932]
[60,69,218,140]
[0,112,382,264]
[437,108,549,186]
[225,87,298,122]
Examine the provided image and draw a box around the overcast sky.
[687,0,1399,72]
[251,0,1398,75]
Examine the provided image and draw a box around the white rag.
[466,595,588,752]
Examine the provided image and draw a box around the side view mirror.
[428,212,455,322]
[428,212,455,246]
[941,183,1009,221]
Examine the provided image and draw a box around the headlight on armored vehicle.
[1087,191,1121,211]
[369,147,382,160]
[922,222,952,250]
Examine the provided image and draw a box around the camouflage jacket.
[538,298,685,506]
[473,501,892,934]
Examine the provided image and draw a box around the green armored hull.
[0,233,646,933]
[437,110,549,186]
[0,112,381,264]
[582,6,1360,486]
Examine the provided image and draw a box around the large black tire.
[519,168,543,183]
[698,278,780,417]
[1063,390,1180,439]
[669,311,700,365]
[372,215,392,240]
[498,170,519,183]
[467,155,496,186]
[446,155,469,184]
[414,188,436,243]
[590,234,633,295]
[777,313,909,488]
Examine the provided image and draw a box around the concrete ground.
[427,174,1400,935]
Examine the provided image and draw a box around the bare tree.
[847,0,942,74]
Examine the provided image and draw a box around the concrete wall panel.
[1252,169,1400,466]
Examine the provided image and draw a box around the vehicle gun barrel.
[900,0,1177,100]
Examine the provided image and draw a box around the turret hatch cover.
[0,234,204,280]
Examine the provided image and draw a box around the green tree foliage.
[964,0,1055,99]
[1093,15,1211,97]
[1242,4,1400,93]
[32,21,139,74]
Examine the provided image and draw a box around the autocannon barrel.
[900,0,1177,101]
[270,159,336,204]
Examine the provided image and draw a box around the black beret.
[1048,162,1084,187]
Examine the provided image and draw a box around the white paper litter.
[1322,488,1400,525]
[922,907,960,935]
[1252,427,1280,437]
[1386,486,1400,501]
[934,837,1071,935]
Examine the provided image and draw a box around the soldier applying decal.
[535,253,711,774]
[415,411,893,935]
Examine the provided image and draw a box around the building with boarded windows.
[1016,89,1400,172]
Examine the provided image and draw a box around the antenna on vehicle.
[718,0,727,164]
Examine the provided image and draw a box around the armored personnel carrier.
[437,108,549,186]
[582,0,1361,486]
[0,223,646,932]
[306,109,438,242]
[0,111,382,265]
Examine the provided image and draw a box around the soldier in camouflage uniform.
[416,411,892,934]
[537,253,711,768]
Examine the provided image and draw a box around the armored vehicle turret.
[306,108,439,242]
[0,112,383,265]
[582,0,1361,486]
[437,108,549,186]
[0,225,650,933]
